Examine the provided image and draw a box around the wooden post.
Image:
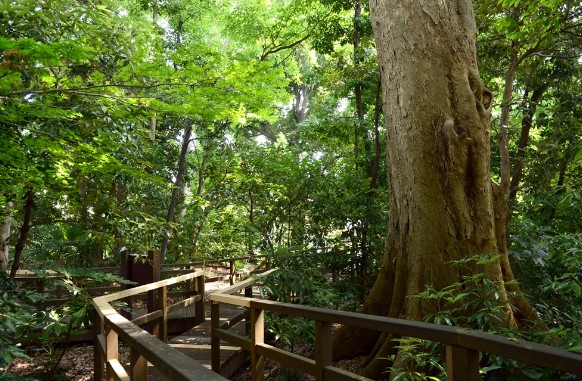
[56,284,65,299]
[146,251,161,336]
[211,301,220,373]
[120,250,132,320]
[156,285,168,342]
[229,260,235,285]
[446,345,480,381]
[130,349,148,381]
[105,324,119,380]
[195,274,205,325]
[250,304,265,381]
[36,278,44,294]
[94,312,104,381]
[186,264,194,291]
[245,286,253,336]
[314,321,332,381]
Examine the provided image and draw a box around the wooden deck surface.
[147,293,252,380]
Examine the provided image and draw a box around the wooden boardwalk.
[147,295,252,380]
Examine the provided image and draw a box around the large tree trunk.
[1,202,13,272]
[332,1,542,378]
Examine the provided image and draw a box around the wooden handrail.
[15,254,269,298]
[208,272,582,381]
[93,271,226,381]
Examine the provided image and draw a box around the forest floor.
[5,345,94,381]
[5,343,364,381]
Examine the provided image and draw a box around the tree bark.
[10,188,34,278]
[1,202,13,272]
[292,83,314,124]
[509,84,548,202]
[332,1,542,378]
[160,125,192,262]
[499,48,519,198]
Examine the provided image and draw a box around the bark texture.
[1,202,13,271]
[332,1,541,378]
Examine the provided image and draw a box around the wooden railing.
[92,271,226,381]
[209,272,582,381]
[14,254,269,308]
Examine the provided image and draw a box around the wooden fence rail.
[209,272,582,381]
[14,254,269,307]
[93,271,226,381]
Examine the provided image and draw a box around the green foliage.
[510,219,582,346]
[386,338,445,381]
[258,252,358,347]
[413,255,514,333]
[0,272,45,367]
[405,253,581,380]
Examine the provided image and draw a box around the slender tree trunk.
[332,2,542,378]
[292,83,314,123]
[152,0,158,26]
[1,202,13,272]
[149,114,157,140]
[546,137,575,225]
[160,126,192,262]
[499,43,539,199]
[10,188,34,278]
[499,48,519,198]
[509,84,548,202]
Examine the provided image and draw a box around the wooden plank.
[446,345,479,381]
[167,295,202,314]
[256,343,316,376]
[458,330,582,374]
[97,296,225,381]
[250,299,460,345]
[214,328,251,351]
[107,359,130,381]
[211,269,276,297]
[315,321,331,380]
[160,285,168,342]
[195,276,205,325]
[130,348,147,381]
[219,309,248,330]
[132,310,163,327]
[210,293,252,307]
[323,366,373,381]
[211,302,221,373]
[93,272,205,304]
[251,307,265,381]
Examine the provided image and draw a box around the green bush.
[0,271,45,367]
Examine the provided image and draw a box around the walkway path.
[147,287,254,380]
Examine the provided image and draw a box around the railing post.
[446,345,480,381]
[156,285,168,342]
[195,274,205,325]
[94,312,104,381]
[105,323,119,380]
[186,264,194,291]
[211,301,221,373]
[250,303,265,381]
[315,321,332,380]
[120,249,133,320]
[130,348,148,381]
[229,260,235,285]
[245,285,253,336]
